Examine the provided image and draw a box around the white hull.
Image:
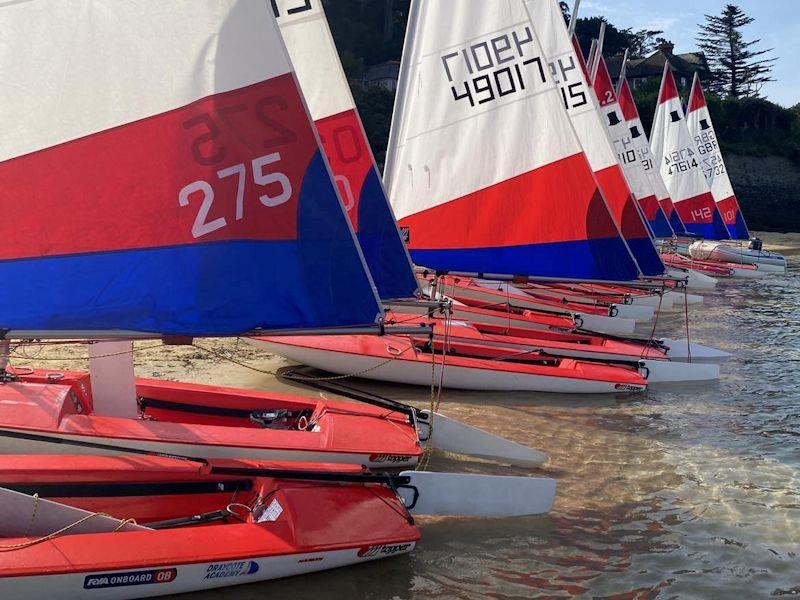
[610,303,655,321]
[664,290,704,306]
[668,267,718,290]
[0,545,416,600]
[257,341,644,394]
[689,241,787,270]
[662,338,733,363]
[630,294,673,309]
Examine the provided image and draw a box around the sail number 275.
[179,153,291,238]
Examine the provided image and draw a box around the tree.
[627,29,664,57]
[696,4,776,98]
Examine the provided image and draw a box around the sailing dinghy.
[685,74,786,271]
[650,64,730,241]
[524,0,665,279]
[617,73,688,237]
[385,0,641,284]
[0,454,555,598]
[0,0,546,470]
[253,331,649,394]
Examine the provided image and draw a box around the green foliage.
[696,4,776,98]
[351,84,395,167]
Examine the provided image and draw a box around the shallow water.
[181,259,800,599]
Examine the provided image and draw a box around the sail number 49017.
[440,25,546,107]
[179,153,291,239]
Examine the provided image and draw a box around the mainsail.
[386,0,639,281]
[525,0,664,277]
[650,64,729,239]
[0,0,382,335]
[275,0,419,299]
[614,75,678,237]
[592,55,673,239]
[687,73,751,240]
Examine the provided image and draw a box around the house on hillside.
[606,42,711,91]
[362,60,400,92]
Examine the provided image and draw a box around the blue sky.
[579,0,798,107]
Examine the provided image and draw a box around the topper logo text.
[441,26,546,107]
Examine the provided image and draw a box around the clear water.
[187,259,800,599]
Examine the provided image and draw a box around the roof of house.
[363,60,400,82]
[606,45,710,81]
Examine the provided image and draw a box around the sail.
[0,0,382,335]
[687,73,751,240]
[275,0,419,299]
[650,64,729,239]
[525,0,663,276]
[615,76,677,237]
[385,0,638,281]
[618,79,686,237]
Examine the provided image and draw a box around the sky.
[579,0,799,107]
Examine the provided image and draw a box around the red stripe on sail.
[398,153,619,250]
[658,66,679,104]
[637,195,663,221]
[315,109,373,231]
[659,196,678,218]
[716,195,742,226]
[592,57,617,107]
[593,165,652,238]
[674,192,719,224]
[0,75,319,260]
[688,75,707,113]
[618,79,640,122]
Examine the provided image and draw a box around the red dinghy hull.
[0,456,419,599]
[251,334,647,394]
[0,371,422,468]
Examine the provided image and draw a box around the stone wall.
[726,154,800,232]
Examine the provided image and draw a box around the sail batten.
[386,0,639,282]
[0,0,382,335]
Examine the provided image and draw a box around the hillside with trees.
[323,0,800,232]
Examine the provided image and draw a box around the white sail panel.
[617,77,681,236]
[0,0,290,162]
[275,0,419,299]
[686,73,750,239]
[524,0,663,276]
[385,0,639,281]
[388,2,578,221]
[650,64,729,239]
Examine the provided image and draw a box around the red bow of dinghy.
[0,456,419,595]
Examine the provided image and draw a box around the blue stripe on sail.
[410,237,640,281]
[669,210,688,235]
[728,211,751,240]
[0,150,381,335]
[0,241,380,334]
[357,168,419,300]
[683,208,731,240]
[649,209,675,238]
[627,237,665,276]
